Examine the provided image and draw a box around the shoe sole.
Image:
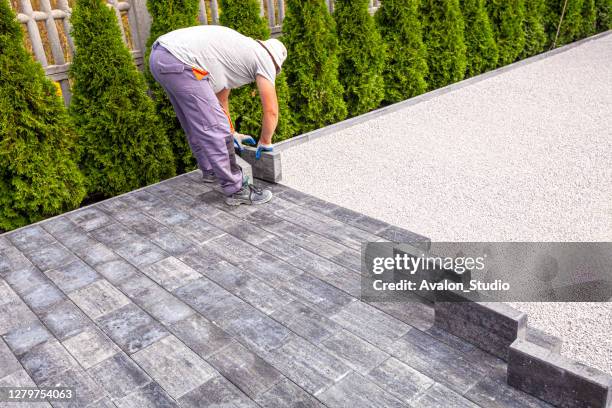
[225,194,273,206]
[202,178,217,184]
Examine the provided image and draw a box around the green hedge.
[0,0,86,231]
[70,0,175,198]
[487,0,526,66]
[461,0,499,76]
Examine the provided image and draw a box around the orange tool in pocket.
[192,67,209,81]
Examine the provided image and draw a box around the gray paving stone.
[19,340,78,384]
[0,338,21,379]
[39,300,92,341]
[69,280,130,320]
[177,245,225,273]
[279,274,355,315]
[3,320,52,356]
[114,382,178,408]
[96,304,169,354]
[148,228,195,256]
[254,378,324,408]
[136,288,194,326]
[202,261,294,314]
[208,340,283,398]
[318,371,407,408]
[0,299,37,335]
[22,281,66,313]
[236,252,305,285]
[8,225,56,253]
[113,238,167,268]
[90,224,138,248]
[55,230,100,257]
[169,314,232,359]
[366,300,435,332]
[120,190,161,211]
[173,217,225,244]
[26,243,76,272]
[270,301,342,344]
[410,383,478,408]
[465,376,554,408]
[178,375,258,408]
[41,216,78,236]
[321,330,389,375]
[219,305,292,354]
[113,211,165,236]
[0,246,33,277]
[87,353,150,400]
[45,259,101,293]
[0,235,11,250]
[94,259,139,285]
[366,357,434,404]
[316,267,362,298]
[3,263,47,296]
[62,327,120,369]
[264,335,351,395]
[173,278,246,323]
[132,335,217,399]
[68,207,113,232]
[0,367,36,387]
[41,367,107,408]
[78,243,120,268]
[330,301,413,353]
[85,397,117,408]
[0,279,21,304]
[391,329,486,395]
[141,257,200,292]
[143,201,193,226]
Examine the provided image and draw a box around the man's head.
[258,39,287,74]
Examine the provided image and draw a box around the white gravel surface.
[281,33,612,374]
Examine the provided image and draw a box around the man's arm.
[256,75,278,145]
[216,88,231,121]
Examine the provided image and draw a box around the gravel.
[281,33,612,374]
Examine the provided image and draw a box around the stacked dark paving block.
[0,170,607,407]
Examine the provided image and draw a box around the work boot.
[225,182,273,206]
[202,171,217,183]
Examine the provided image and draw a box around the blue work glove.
[256,143,273,160]
[233,132,256,152]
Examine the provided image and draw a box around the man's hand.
[233,131,256,151]
[256,75,278,146]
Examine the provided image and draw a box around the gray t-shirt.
[157,25,276,94]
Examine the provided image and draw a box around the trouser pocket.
[159,61,185,74]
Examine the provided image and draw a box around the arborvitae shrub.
[219,0,295,142]
[282,0,347,133]
[145,0,199,173]
[521,0,548,57]
[376,0,428,103]
[487,0,526,65]
[421,0,467,89]
[581,0,598,37]
[595,0,612,31]
[0,0,86,231]
[334,0,386,116]
[70,0,175,197]
[545,0,584,46]
[460,0,499,76]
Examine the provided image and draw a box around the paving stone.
[264,335,351,395]
[465,376,554,408]
[202,261,294,314]
[132,335,217,399]
[3,320,52,356]
[141,257,200,292]
[0,246,33,277]
[318,371,407,407]
[8,225,56,253]
[96,197,132,218]
[366,357,434,404]
[366,300,435,332]
[219,305,292,354]
[321,330,389,375]
[177,245,225,273]
[148,228,195,256]
[69,280,130,320]
[0,235,11,250]
[113,211,165,236]
[173,278,246,323]
[178,375,258,408]
[377,225,430,249]
[0,367,37,387]
[39,300,92,341]
[208,340,283,398]
[120,190,161,212]
[424,324,476,354]
[41,216,78,236]
[391,329,486,394]
[279,274,355,315]
[0,299,37,335]
[0,338,21,379]
[96,304,169,354]
[236,252,304,285]
[331,301,413,353]
[77,243,120,268]
[169,314,231,359]
[113,238,167,268]
[143,201,192,226]
[173,217,225,244]
[94,259,139,285]
[0,279,21,304]
[270,300,342,344]
[68,207,113,232]
[45,259,101,293]
[41,367,107,408]
[254,378,324,408]
[56,230,100,257]
[22,281,66,313]
[90,224,138,248]
[316,267,362,298]
[62,327,119,369]
[410,383,478,408]
[26,243,76,272]
[85,397,116,408]
[19,340,78,384]
[3,263,48,296]
[136,287,194,326]
[87,353,150,399]
[201,233,261,265]
[114,382,179,408]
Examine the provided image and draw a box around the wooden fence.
[10,0,382,105]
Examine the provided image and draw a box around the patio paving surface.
[0,172,556,407]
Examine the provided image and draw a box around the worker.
[149,25,286,205]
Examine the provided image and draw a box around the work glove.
[233,132,256,152]
[256,142,273,160]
